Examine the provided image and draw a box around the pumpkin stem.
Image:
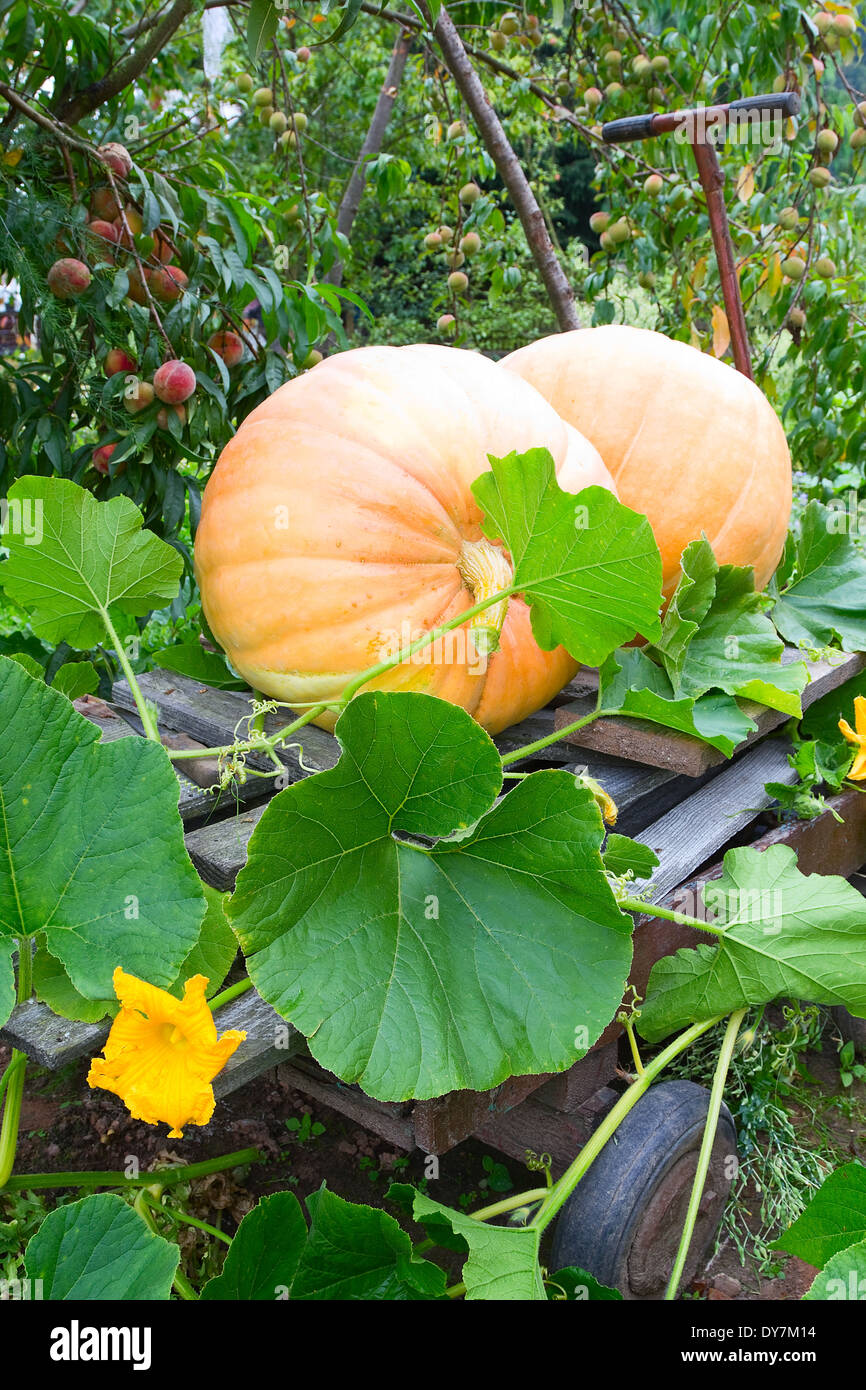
[457,539,513,657]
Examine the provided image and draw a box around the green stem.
[500,708,601,767]
[470,1188,550,1222]
[618,895,727,938]
[135,1191,198,1300]
[165,702,329,762]
[0,1053,25,1109]
[0,1146,262,1192]
[141,1191,231,1246]
[664,1008,746,1301]
[0,944,33,1190]
[102,610,160,743]
[623,1015,645,1076]
[209,977,253,1012]
[528,1016,724,1235]
[337,584,517,708]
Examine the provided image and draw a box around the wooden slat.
[278,1055,416,1150]
[554,650,866,777]
[212,990,306,1097]
[185,805,268,891]
[0,999,108,1070]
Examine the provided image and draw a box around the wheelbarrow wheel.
[550,1079,737,1300]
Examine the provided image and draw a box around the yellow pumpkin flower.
[88,969,245,1138]
[839,697,866,782]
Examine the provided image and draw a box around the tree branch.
[429,4,581,331]
[55,0,197,125]
[324,28,413,288]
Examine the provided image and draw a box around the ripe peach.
[98,143,132,178]
[123,379,155,413]
[92,444,117,474]
[126,268,148,305]
[436,313,456,334]
[424,232,442,249]
[148,265,188,303]
[643,173,664,196]
[297,46,311,62]
[87,219,119,244]
[153,230,173,263]
[459,231,480,255]
[47,258,92,299]
[104,348,137,377]
[589,211,610,234]
[153,360,196,404]
[90,187,121,221]
[207,330,244,367]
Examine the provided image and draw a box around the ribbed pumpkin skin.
[502,326,792,598]
[194,344,615,734]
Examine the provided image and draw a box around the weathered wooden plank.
[411,1073,556,1155]
[185,805,268,891]
[474,1089,609,1172]
[0,999,108,1070]
[112,670,340,777]
[212,990,306,1097]
[635,738,797,902]
[555,650,866,777]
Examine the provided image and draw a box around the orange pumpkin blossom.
[87,969,245,1138]
[839,697,866,781]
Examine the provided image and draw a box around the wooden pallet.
[4,656,866,1167]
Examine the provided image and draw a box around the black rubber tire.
[550,1079,737,1300]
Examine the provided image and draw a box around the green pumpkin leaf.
[771,1161,866,1268]
[32,941,116,1024]
[4,651,43,679]
[0,939,14,1029]
[598,648,756,756]
[602,834,659,881]
[229,690,632,1101]
[1,476,182,650]
[52,660,99,701]
[547,1266,623,1301]
[639,845,866,1042]
[151,642,248,691]
[473,450,663,664]
[0,656,205,999]
[25,1193,178,1299]
[651,539,808,717]
[770,501,866,652]
[804,1238,866,1300]
[201,1192,308,1300]
[412,1192,545,1301]
[292,1188,447,1300]
[167,884,238,999]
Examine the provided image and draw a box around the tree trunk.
[431,4,581,331]
[325,28,413,289]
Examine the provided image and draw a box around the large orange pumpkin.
[502,326,792,598]
[194,344,615,734]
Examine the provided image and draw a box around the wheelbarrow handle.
[602,90,801,144]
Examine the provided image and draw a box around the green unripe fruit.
[813,11,833,34]
[833,13,856,36]
[424,232,442,249]
[269,111,288,134]
[236,73,253,93]
[603,49,622,67]
[499,11,519,34]
[772,74,787,93]
[490,29,507,50]
[253,87,273,107]
[815,256,837,278]
[644,173,663,196]
[852,128,866,149]
[816,128,839,153]
[278,130,297,148]
[459,231,480,254]
[809,165,832,187]
[258,105,275,126]
[445,249,465,269]
[599,230,616,252]
[436,313,456,335]
[447,120,467,141]
[781,255,807,280]
[637,270,657,290]
[459,181,481,205]
[651,55,670,72]
[857,101,866,125]
[787,306,807,329]
[607,217,631,244]
[632,54,652,77]
[777,206,799,230]
[292,112,308,134]
[438,224,454,243]
[585,87,603,110]
[589,210,610,234]
[448,270,468,292]
[605,82,623,98]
